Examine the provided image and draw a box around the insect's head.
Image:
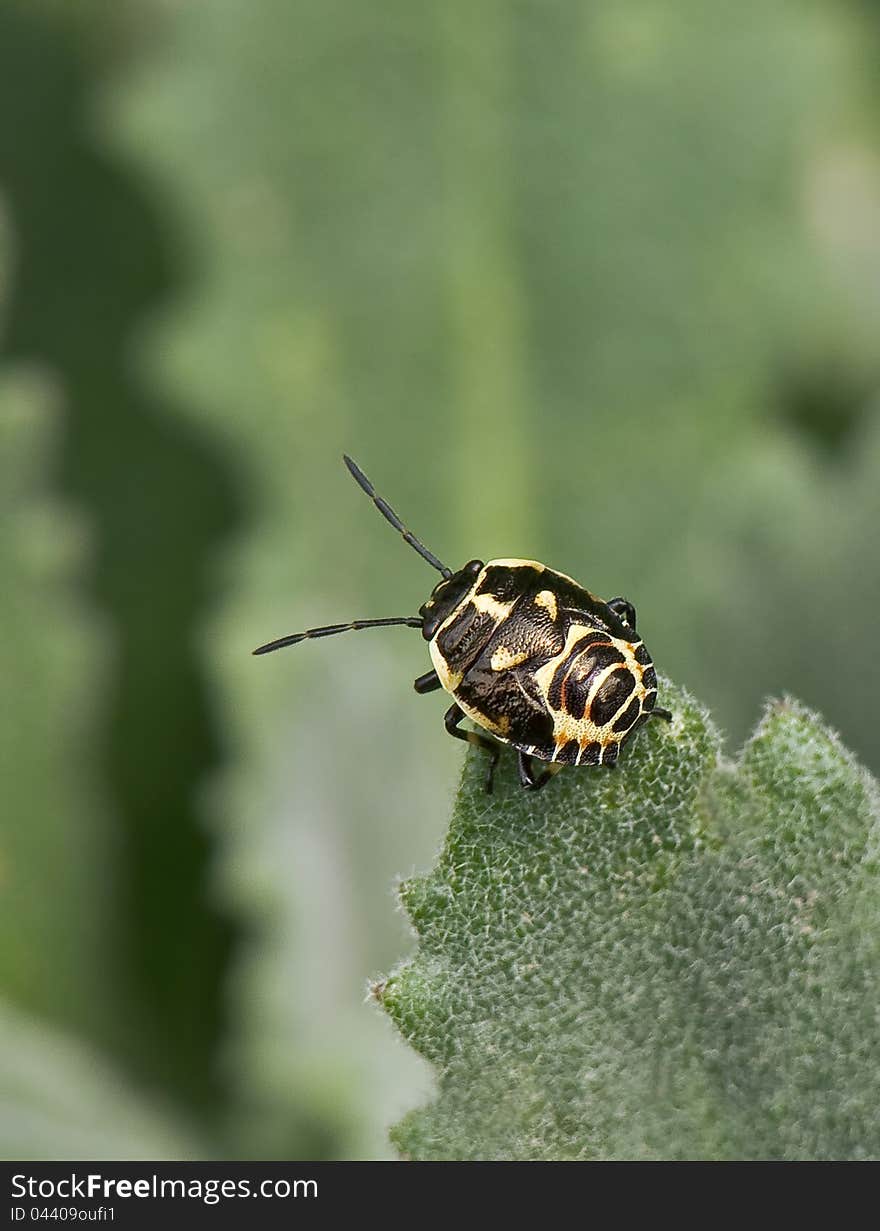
[419,559,483,640]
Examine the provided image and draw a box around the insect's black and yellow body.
[254,457,671,792]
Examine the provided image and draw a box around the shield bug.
[254,456,671,791]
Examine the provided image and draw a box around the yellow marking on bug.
[490,645,530,671]
[576,741,596,766]
[552,708,601,752]
[449,692,514,743]
[470,591,515,622]
[428,637,464,693]
[534,589,558,621]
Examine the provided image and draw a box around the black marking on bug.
[253,458,671,792]
[590,669,637,728]
[554,739,581,765]
[435,604,499,670]
[612,696,642,734]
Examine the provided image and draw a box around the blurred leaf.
[0,1,242,1111]
[0,1000,205,1160]
[382,683,880,1159]
[0,358,117,1038]
[667,411,880,772]
[0,364,205,1160]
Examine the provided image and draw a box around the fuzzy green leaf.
[380,682,880,1159]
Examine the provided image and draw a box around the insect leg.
[606,597,637,631]
[413,669,442,694]
[650,707,673,722]
[444,703,501,794]
[517,751,552,791]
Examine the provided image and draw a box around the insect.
[254,456,671,792]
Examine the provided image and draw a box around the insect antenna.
[253,616,422,656]
[343,454,453,579]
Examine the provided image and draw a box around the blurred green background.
[1,0,879,1159]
